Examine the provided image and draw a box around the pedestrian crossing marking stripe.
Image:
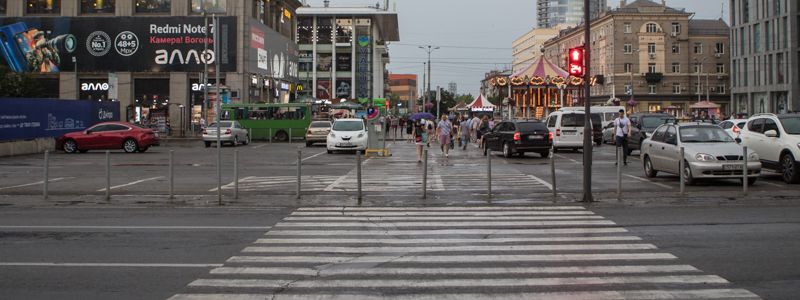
[273,220,617,227]
[226,253,678,264]
[263,227,630,236]
[240,243,658,253]
[290,211,597,216]
[209,265,700,276]
[296,206,587,211]
[253,236,644,244]
[187,275,729,289]
[282,216,606,221]
[170,289,761,300]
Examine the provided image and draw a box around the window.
[0,0,7,14]
[671,23,680,34]
[646,23,658,33]
[297,17,313,44]
[26,0,60,14]
[191,0,226,13]
[135,0,170,14]
[647,43,656,54]
[715,42,724,54]
[717,85,726,94]
[624,84,632,95]
[561,114,585,127]
[651,126,668,142]
[763,119,779,134]
[693,43,703,54]
[774,0,781,15]
[648,104,662,113]
[743,0,749,23]
[648,84,656,94]
[693,63,702,73]
[335,19,353,45]
[623,44,632,54]
[665,126,678,145]
[716,63,725,74]
[672,83,681,94]
[648,63,656,73]
[671,62,680,73]
[671,43,680,54]
[753,23,761,52]
[624,63,632,73]
[106,124,130,131]
[316,17,333,44]
[748,118,764,133]
[80,0,115,13]
[624,23,632,33]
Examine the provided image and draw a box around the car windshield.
[208,122,233,128]
[642,116,675,128]
[779,117,800,134]
[680,126,735,143]
[310,122,331,128]
[333,121,364,131]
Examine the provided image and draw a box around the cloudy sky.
[305,0,729,96]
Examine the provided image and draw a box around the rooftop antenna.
[323,0,330,8]
[720,0,725,20]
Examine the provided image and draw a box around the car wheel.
[63,139,78,154]
[682,160,695,186]
[233,136,239,147]
[503,143,512,158]
[626,148,634,156]
[242,135,249,145]
[644,156,658,178]
[204,142,211,148]
[275,130,289,142]
[327,150,333,154]
[742,177,758,186]
[306,142,312,147]
[539,151,550,158]
[123,139,139,153]
[781,153,800,184]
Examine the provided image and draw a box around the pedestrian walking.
[478,115,490,149]
[425,119,434,148]
[471,115,480,143]
[437,114,453,158]
[412,120,427,163]
[398,117,406,139]
[391,116,400,140]
[613,109,632,166]
[461,115,471,150]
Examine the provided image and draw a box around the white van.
[560,106,624,128]
[545,111,588,151]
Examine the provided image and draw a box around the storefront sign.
[0,17,237,73]
[355,29,371,99]
[0,98,120,142]
[248,21,298,81]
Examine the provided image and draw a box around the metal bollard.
[356,150,362,204]
[269,128,273,143]
[105,150,111,201]
[422,149,428,199]
[169,150,174,200]
[43,150,49,200]
[487,150,492,198]
[743,147,748,196]
[550,147,556,201]
[234,150,239,200]
[248,128,252,144]
[289,128,293,144]
[296,150,302,200]
[679,147,685,196]
[617,146,622,201]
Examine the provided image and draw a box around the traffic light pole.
[582,0,593,203]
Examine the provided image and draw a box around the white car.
[327,118,368,154]
[719,119,748,138]
[203,121,249,147]
[739,113,800,183]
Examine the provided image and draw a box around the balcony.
[644,72,663,84]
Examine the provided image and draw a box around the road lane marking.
[169,289,762,300]
[297,206,587,211]
[242,244,658,253]
[555,154,581,164]
[254,236,643,244]
[97,176,164,192]
[0,177,70,191]
[264,227,629,236]
[0,226,271,231]
[227,253,678,264]
[761,181,783,187]
[527,174,554,190]
[252,144,269,149]
[274,220,617,227]
[301,151,327,162]
[291,210,596,216]
[623,174,674,189]
[283,215,605,221]
[209,176,255,192]
[0,262,222,268]
[210,264,699,276]
[323,174,349,191]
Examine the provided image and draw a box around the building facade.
[542,0,731,117]
[388,74,417,114]
[295,6,399,104]
[730,0,799,115]
[537,0,607,28]
[512,25,568,72]
[0,0,303,136]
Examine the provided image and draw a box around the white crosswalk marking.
[169,206,761,300]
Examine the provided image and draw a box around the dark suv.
[483,120,552,158]
[627,113,676,155]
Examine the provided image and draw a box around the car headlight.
[695,153,716,162]
[358,133,365,138]
[329,133,336,138]
[797,143,800,151]
[748,152,760,161]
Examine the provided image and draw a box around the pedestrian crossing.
[170,206,760,300]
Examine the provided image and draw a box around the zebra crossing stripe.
[169,289,761,300]
[290,210,596,216]
[282,215,606,221]
[226,253,678,264]
[187,275,729,289]
[210,264,700,276]
[263,227,629,236]
[253,236,643,244]
[296,206,586,211]
[274,220,617,227]
[241,244,658,253]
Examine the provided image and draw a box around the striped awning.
[512,56,569,79]
[468,94,496,111]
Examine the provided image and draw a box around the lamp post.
[628,49,641,111]
[72,57,78,99]
[419,45,440,115]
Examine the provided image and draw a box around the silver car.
[641,123,761,185]
[306,121,332,147]
[203,121,249,147]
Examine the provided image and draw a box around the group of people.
[409,114,497,163]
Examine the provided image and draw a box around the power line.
[392,43,511,50]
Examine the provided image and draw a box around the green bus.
[220,103,312,141]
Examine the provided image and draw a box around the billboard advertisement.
[0,98,120,142]
[0,17,237,73]
[249,21,298,81]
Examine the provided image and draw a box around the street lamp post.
[419,45,440,115]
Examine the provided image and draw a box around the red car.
[58,122,160,153]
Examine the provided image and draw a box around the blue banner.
[0,98,120,142]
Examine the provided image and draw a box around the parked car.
[327,118,368,154]
[719,119,748,139]
[627,113,677,155]
[739,113,800,183]
[58,122,160,153]
[641,123,761,185]
[483,120,551,158]
[602,122,616,145]
[203,121,249,147]
[559,106,625,128]
[545,111,601,151]
[306,121,332,147]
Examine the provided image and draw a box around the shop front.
[248,20,299,103]
[127,78,171,134]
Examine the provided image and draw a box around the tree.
[0,65,44,98]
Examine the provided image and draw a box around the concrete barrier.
[0,138,56,157]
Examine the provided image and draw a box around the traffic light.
[568,46,585,77]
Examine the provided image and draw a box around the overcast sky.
[306,0,729,96]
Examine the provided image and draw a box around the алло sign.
[0,17,237,73]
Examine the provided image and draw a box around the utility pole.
[582,0,593,203]
[419,45,439,113]
[422,62,427,112]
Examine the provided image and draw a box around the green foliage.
[0,65,44,98]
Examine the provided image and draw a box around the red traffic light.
[568,47,585,77]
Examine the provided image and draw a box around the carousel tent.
[449,102,469,112]
[468,94,496,112]
[511,56,570,79]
